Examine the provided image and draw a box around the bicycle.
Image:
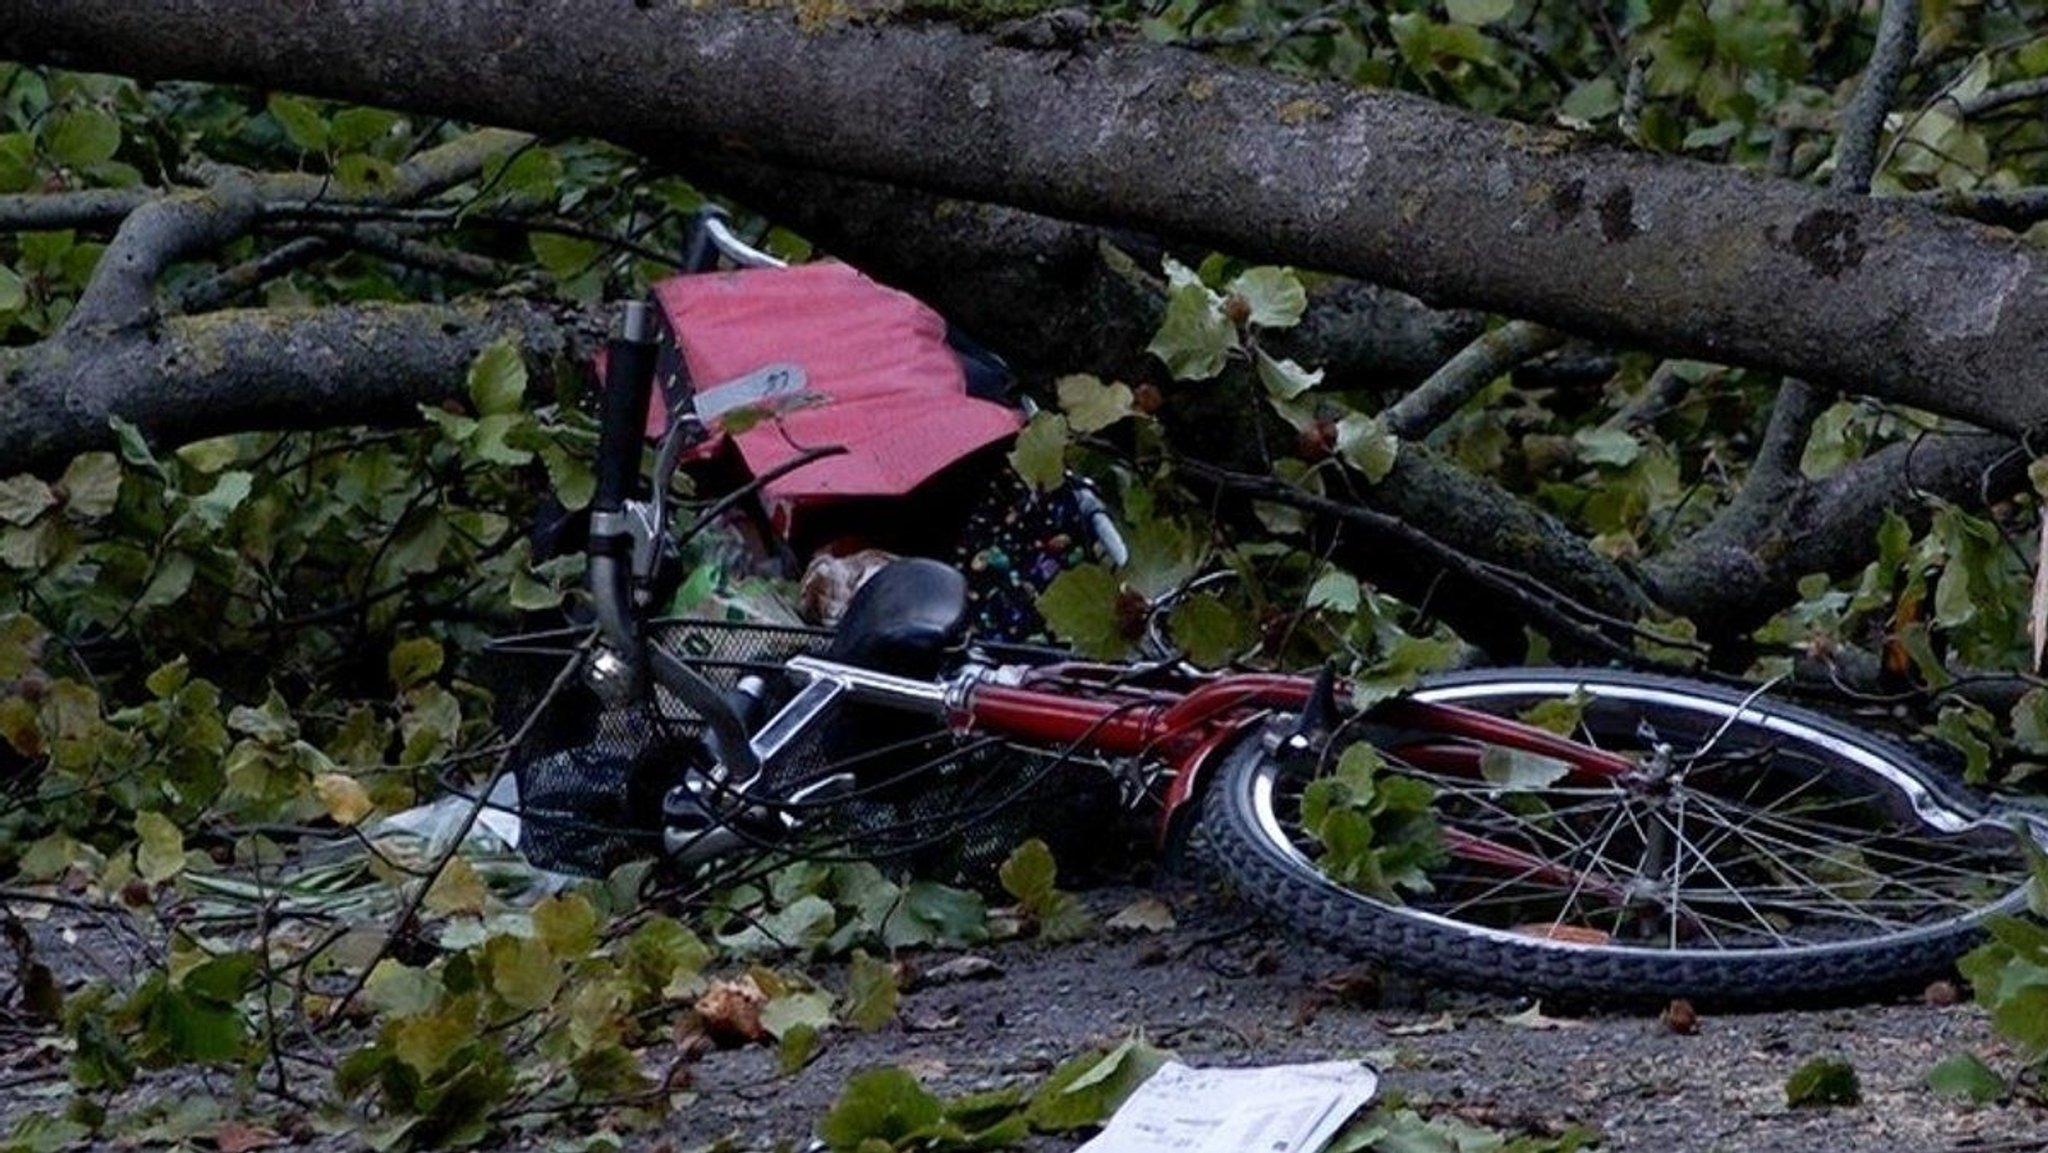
[493,215,2048,1006]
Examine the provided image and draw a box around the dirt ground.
[6,879,2045,1153]
[684,881,2048,1153]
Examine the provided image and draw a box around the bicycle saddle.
[823,557,968,677]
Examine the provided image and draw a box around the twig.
[1950,76,2048,119]
[176,236,330,313]
[1907,185,2048,231]
[1173,456,1685,666]
[1384,320,1565,440]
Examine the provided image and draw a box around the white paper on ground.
[1074,1059,1378,1153]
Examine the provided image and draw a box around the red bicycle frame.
[947,662,1640,871]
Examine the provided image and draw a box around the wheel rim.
[1246,676,2037,960]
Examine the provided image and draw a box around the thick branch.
[63,174,259,333]
[2,301,596,473]
[7,3,2048,435]
[1645,430,2021,636]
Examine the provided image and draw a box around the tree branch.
[1383,320,1564,439]
[1906,186,2048,231]
[0,186,153,231]
[62,171,260,333]
[1832,0,1919,197]
[3,300,598,473]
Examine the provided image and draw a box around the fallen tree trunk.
[6,0,2047,435]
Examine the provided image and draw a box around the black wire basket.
[484,617,1131,885]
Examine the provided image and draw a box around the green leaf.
[1253,348,1323,400]
[532,892,601,957]
[109,416,163,477]
[329,107,403,154]
[843,951,899,1032]
[1478,746,1572,790]
[778,1022,823,1075]
[1559,77,1621,124]
[1307,570,1362,614]
[1120,518,1201,601]
[1573,427,1642,467]
[1037,563,1129,659]
[1146,282,1236,381]
[466,341,527,417]
[1055,374,1135,434]
[1445,0,1514,23]
[1784,1056,1861,1107]
[58,453,121,519]
[1926,1053,2005,1103]
[364,960,443,1018]
[998,838,1057,906]
[1225,266,1307,329]
[761,989,835,1041]
[46,108,121,168]
[1167,594,1249,666]
[0,476,56,526]
[819,1067,945,1151]
[541,444,596,511]
[530,232,602,282]
[387,637,444,690]
[187,471,253,530]
[265,93,329,153]
[1026,1036,1171,1132]
[1335,414,1400,483]
[133,811,185,883]
[884,881,989,949]
[1007,410,1069,492]
[0,264,26,313]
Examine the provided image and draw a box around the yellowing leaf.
[1105,897,1176,933]
[386,636,443,691]
[313,773,375,827]
[424,856,486,916]
[134,811,186,883]
[1056,375,1135,434]
[484,934,562,1014]
[844,951,900,1032]
[363,960,442,1017]
[532,892,601,957]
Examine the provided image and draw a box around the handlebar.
[681,206,787,273]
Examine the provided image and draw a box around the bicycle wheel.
[1201,667,2045,1005]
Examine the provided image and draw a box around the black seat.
[823,558,969,677]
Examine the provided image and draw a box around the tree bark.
[7,0,2047,436]
[0,302,596,471]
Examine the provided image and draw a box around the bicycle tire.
[1199,667,2045,1005]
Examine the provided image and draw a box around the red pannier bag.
[643,261,1023,537]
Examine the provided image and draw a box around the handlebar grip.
[680,205,732,274]
[591,301,660,515]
